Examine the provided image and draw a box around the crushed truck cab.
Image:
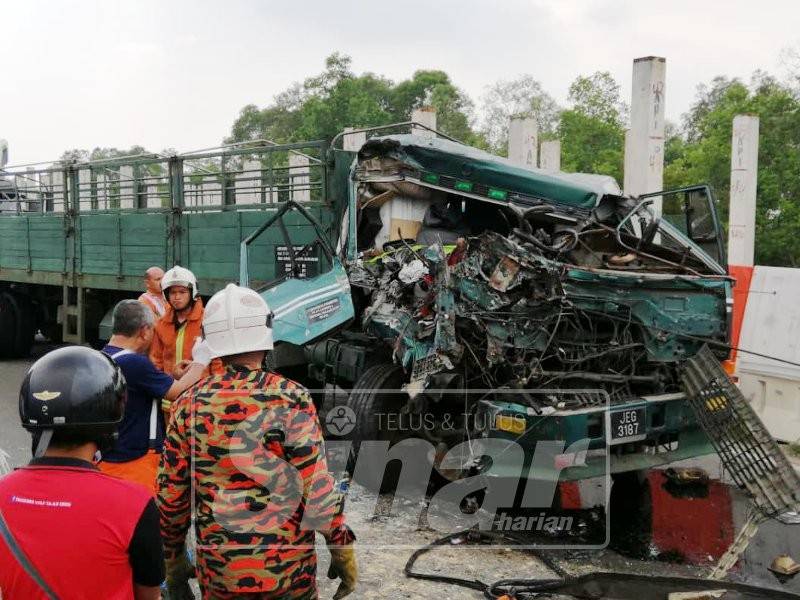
[246,132,731,484]
[0,128,731,486]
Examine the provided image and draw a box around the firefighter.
[0,346,165,599]
[139,266,167,318]
[151,265,223,379]
[158,283,357,600]
[99,299,212,494]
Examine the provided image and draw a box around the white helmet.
[162,265,199,299]
[203,283,274,358]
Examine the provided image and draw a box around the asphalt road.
[0,354,43,470]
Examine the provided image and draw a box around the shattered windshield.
[616,198,725,275]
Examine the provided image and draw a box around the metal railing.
[0,140,329,214]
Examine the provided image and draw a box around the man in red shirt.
[0,346,165,599]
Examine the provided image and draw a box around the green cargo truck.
[0,126,731,485]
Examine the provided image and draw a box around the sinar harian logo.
[325,405,356,436]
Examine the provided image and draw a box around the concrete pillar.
[119,166,134,209]
[343,127,367,152]
[236,160,261,205]
[184,182,197,207]
[49,170,65,213]
[539,140,561,172]
[147,179,162,208]
[78,168,92,212]
[728,115,759,266]
[15,169,29,211]
[202,176,222,206]
[508,117,538,169]
[39,172,51,212]
[624,56,666,213]
[289,153,310,202]
[411,107,437,138]
[95,174,108,210]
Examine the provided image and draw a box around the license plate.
[607,407,646,444]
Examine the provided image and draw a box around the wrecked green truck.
[0,129,730,484]
[242,133,731,484]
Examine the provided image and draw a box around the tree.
[225,55,483,148]
[480,76,560,154]
[558,72,627,183]
[666,73,800,266]
[567,72,628,124]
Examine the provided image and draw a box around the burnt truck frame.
[239,131,732,486]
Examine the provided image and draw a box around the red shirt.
[0,457,163,599]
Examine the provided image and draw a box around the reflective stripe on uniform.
[175,323,187,364]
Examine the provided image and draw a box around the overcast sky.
[2,0,798,165]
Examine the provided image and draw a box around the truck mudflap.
[473,392,714,481]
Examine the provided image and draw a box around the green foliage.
[567,72,628,124]
[666,73,800,266]
[558,71,627,183]
[60,145,150,163]
[226,55,478,146]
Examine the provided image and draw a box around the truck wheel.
[346,363,419,493]
[0,293,35,358]
[42,320,63,344]
[0,294,16,358]
[8,294,35,357]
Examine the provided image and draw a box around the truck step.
[681,345,800,518]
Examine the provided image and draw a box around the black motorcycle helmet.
[19,346,126,456]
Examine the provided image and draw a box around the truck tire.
[0,293,35,358]
[7,293,35,357]
[0,294,16,358]
[347,363,406,443]
[346,363,420,493]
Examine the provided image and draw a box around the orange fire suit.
[150,297,223,378]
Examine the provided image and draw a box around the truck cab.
[242,132,731,485]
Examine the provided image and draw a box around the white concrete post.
[147,180,162,208]
[236,160,261,205]
[96,174,107,210]
[507,117,538,169]
[119,166,134,209]
[411,107,437,138]
[289,153,310,202]
[202,176,222,206]
[728,115,759,266]
[78,168,92,212]
[50,170,65,213]
[15,169,29,211]
[539,140,561,172]
[39,172,51,212]
[624,56,666,213]
[343,127,367,152]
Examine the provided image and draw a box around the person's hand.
[191,338,213,368]
[327,543,357,599]
[165,551,195,599]
[172,359,192,379]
